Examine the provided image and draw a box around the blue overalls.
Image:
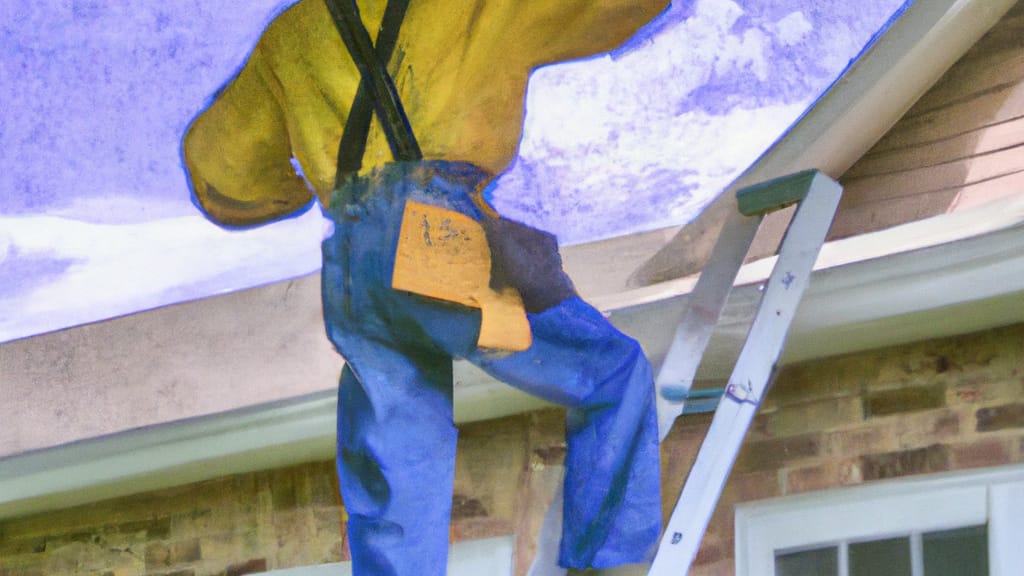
[321,161,661,574]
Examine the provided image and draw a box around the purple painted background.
[0,0,907,342]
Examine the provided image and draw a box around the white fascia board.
[757,0,1019,181]
[2,203,1023,521]
[628,0,1018,292]
[736,464,1024,575]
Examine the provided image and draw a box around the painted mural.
[0,0,907,343]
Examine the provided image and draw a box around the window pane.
[775,547,838,576]
[850,537,911,576]
[923,525,988,576]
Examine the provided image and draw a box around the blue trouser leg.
[322,162,661,575]
[335,343,457,576]
[463,298,661,568]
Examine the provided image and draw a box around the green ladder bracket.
[736,169,819,217]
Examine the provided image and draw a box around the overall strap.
[325,0,421,186]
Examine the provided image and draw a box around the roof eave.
[624,0,1019,292]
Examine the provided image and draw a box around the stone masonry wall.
[2,322,1023,576]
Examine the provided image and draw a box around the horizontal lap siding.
[829,2,1024,240]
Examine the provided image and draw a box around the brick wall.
[0,411,565,576]
[680,321,1024,575]
[2,323,1022,576]
[0,461,343,576]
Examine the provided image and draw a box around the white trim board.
[0,391,339,520]
[749,0,1019,181]
[630,0,1019,289]
[735,464,1024,576]
[2,214,1023,521]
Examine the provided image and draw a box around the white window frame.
[736,464,1024,576]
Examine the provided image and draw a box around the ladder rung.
[681,398,722,415]
[735,169,819,216]
[648,171,843,576]
[661,388,727,415]
[660,386,724,402]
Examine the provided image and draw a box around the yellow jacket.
[182,0,667,227]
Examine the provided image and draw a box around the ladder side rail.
[655,208,762,440]
[528,211,762,576]
[656,168,821,440]
[648,173,842,575]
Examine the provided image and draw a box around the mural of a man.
[183,1,668,574]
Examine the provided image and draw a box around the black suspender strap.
[325,0,421,186]
[331,0,413,184]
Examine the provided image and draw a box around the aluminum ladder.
[526,170,842,576]
[647,169,842,575]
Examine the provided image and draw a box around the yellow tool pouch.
[392,200,531,352]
